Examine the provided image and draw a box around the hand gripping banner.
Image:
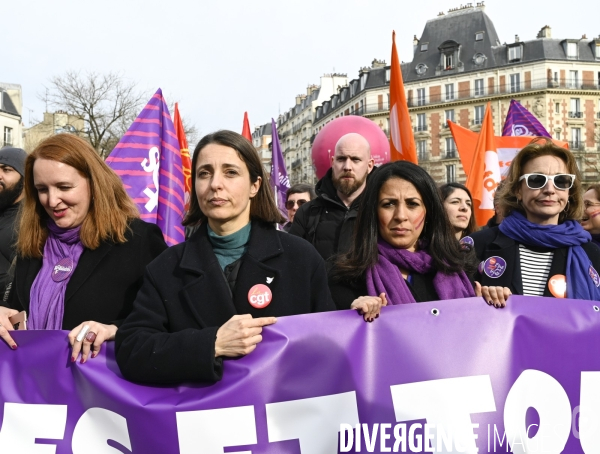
[1,297,600,453]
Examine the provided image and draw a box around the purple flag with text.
[270,118,290,219]
[106,89,185,246]
[502,99,551,138]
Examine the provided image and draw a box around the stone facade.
[0,83,23,149]
[23,111,86,152]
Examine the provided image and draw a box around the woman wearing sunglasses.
[283,184,316,232]
[470,138,600,306]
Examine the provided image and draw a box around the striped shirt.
[518,244,554,296]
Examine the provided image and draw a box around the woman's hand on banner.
[351,293,388,322]
[215,314,277,358]
[475,282,511,308]
[0,306,19,349]
[68,322,118,364]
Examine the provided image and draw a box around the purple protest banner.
[502,99,551,138]
[106,88,186,246]
[270,119,290,220]
[1,297,600,453]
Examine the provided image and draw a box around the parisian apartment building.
[0,83,23,149]
[256,3,600,185]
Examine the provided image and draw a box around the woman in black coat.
[0,134,167,360]
[116,130,340,385]
[329,161,476,309]
[471,138,600,305]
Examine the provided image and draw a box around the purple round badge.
[589,265,600,288]
[52,257,74,282]
[483,256,507,279]
[460,236,474,247]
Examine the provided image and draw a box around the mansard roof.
[0,91,20,117]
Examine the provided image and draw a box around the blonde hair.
[496,137,583,223]
[18,134,139,258]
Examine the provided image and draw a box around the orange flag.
[448,121,568,179]
[465,103,501,226]
[389,31,417,163]
[173,103,192,210]
[242,112,252,141]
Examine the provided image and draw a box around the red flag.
[242,112,252,141]
[173,103,192,210]
[389,31,417,163]
[465,103,501,226]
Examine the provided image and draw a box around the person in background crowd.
[0,134,167,359]
[483,180,506,229]
[116,130,374,386]
[0,147,27,296]
[470,138,600,307]
[439,182,477,240]
[283,183,316,232]
[581,183,600,248]
[289,133,374,262]
[329,161,476,311]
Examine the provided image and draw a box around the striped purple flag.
[502,99,551,138]
[106,89,185,246]
[270,119,290,219]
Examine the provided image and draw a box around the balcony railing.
[569,111,583,119]
[417,151,430,162]
[404,78,600,109]
[569,141,585,151]
[291,159,302,169]
[443,150,457,159]
[414,125,428,132]
[472,119,483,126]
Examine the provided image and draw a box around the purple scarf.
[29,221,85,330]
[366,238,475,305]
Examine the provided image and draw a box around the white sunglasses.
[519,173,575,191]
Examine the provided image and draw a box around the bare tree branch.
[42,71,146,158]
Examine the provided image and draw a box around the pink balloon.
[311,116,391,179]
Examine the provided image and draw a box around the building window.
[510,73,521,93]
[570,98,581,118]
[474,78,484,96]
[569,70,579,88]
[385,69,390,83]
[555,102,560,114]
[474,105,485,125]
[555,131,561,141]
[446,164,456,183]
[571,127,581,149]
[360,73,368,90]
[444,54,454,69]
[445,84,454,101]
[567,42,578,59]
[445,138,457,158]
[508,46,522,61]
[3,127,12,146]
[473,53,487,65]
[416,113,427,132]
[417,88,426,106]
[445,109,454,127]
[415,63,428,76]
[417,140,427,160]
[475,32,484,41]
[420,43,428,52]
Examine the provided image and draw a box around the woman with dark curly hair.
[329,160,476,310]
[470,138,600,307]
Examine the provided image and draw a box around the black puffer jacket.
[289,168,371,262]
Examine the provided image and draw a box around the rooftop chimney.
[537,25,552,39]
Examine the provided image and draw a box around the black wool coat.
[115,220,335,385]
[3,219,167,329]
[470,226,600,297]
[289,168,369,262]
[328,270,440,309]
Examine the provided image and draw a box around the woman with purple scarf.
[470,138,600,306]
[329,161,477,311]
[0,134,167,361]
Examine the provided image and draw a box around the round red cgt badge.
[247,284,273,309]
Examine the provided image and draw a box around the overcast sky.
[5,0,598,143]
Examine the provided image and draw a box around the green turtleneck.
[207,223,252,270]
